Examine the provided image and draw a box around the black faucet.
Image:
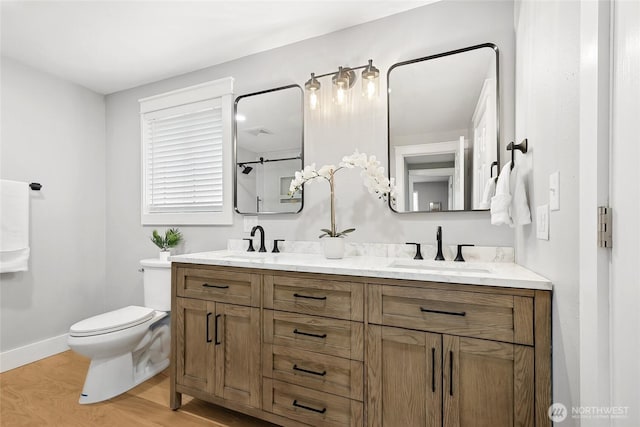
[435,226,445,261]
[454,244,475,262]
[406,242,423,260]
[250,225,267,252]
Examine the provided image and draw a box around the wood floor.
[0,351,275,427]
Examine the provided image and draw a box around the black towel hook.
[506,139,528,170]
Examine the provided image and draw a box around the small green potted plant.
[151,228,183,261]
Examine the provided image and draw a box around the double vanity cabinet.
[170,257,551,427]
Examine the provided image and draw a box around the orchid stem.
[330,171,336,237]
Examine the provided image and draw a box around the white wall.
[514,0,581,422]
[0,58,107,355]
[105,0,516,311]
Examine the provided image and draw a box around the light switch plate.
[243,216,258,233]
[536,204,549,240]
[549,171,560,211]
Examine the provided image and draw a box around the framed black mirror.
[388,43,500,213]
[234,84,304,214]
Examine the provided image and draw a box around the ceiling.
[1,1,432,95]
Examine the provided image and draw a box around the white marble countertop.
[170,250,552,291]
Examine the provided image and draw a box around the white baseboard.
[0,333,69,373]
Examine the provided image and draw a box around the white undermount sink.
[388,260,491,274]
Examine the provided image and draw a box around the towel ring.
[506,139,528,170]
[490,161,499,178]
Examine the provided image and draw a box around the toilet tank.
[140,258,171,311]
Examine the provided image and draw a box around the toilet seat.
[69,306,155,337]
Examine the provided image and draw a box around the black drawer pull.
[293,293,327,301]
[202,283,229,289]
[206,312,212,343]
[431,347,436,392]
[292,400,326,414]
[449,350,454,396]
[420,307,466,317]
[293,364,327,377]
[293,329,327,339]
[214,314,221,345]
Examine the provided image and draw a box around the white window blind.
[139,77,234,225]
[145,103,223,213]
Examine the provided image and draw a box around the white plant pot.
[159,250,171,262]
[322,237,345,259]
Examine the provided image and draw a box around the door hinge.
[598,206,612,248]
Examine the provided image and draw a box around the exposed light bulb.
[309,91,319,110]
[366,79,376,99]
[336,85,346,105]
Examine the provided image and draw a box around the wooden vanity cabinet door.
[214,303,261,409]
[175,297,215,393]
[367,325,442,427]
[443,335,534,427]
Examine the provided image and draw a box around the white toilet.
[68,258,171,404]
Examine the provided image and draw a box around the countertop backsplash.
[227,239,515,263]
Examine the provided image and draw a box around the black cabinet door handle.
[293,364,327,377]
[202,283,229,289]
[214,314,221,345]
[292,400,327,414]
[206,312,212,343]
[420,307,466,317]
[293,329,327,339]
[449,350,454,396]
[431,347,436,392]
[293,293,327,301]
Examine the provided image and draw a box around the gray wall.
[105,0,516,311]
[514,0,581,420]
[0,57,107,351]
[414,181,449,211]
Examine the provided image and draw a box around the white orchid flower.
[317,164,335,179]
[302,164,317,179]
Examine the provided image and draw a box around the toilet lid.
[69,306,155,337]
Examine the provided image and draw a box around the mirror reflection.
[388,44,499,213]
[234,85,303,214]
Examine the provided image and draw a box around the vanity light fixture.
[304,59,380,110]
[361,60,380,100]
[304,73,321,110]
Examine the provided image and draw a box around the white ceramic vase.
[159,250,171,262]
[322,237,345,259]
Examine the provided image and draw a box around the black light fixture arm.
[311,63,370,80]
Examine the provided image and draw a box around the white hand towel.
[490,162,513,226]
[509,164,532,227]
[479,177,497,209]
[0,180,30,273]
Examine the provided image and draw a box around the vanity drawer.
[263,344,363,401]
[264,275,363,321]
[367,284,533,345]
[175,266,260,307]
[264,310,364,361]
[263,379,363,427]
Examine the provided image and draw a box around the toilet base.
[78,355,169,404]
[77,314,170,404]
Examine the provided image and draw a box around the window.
[139,78,234,225]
